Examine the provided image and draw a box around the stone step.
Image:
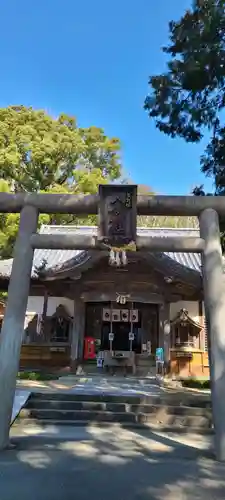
[13,417,213,434]
[18,407,212,428]
[26,399,212,416]
[29,391,211,408]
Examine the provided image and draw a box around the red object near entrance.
[84,336,96,360]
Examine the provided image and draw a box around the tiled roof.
[0,225,204,280]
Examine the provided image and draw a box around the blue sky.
[0,0,213,194]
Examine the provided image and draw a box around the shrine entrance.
[0,184,225,459]
[102,321,131,351]
[84,301,159,358]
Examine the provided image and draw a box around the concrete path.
[58,375,163,396]
[16,376,163,397]
[16,376,210,399]
[1,423,223,500]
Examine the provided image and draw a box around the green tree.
[136,184,198,229]
[144,0,225,195]
[0,106,121,192]
[0,106,122,257]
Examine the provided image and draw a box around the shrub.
[181,378,210,390]
[17,371,58,381]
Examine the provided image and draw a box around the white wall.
[27,296,74,317]
[170,301,200,323]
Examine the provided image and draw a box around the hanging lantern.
[130,309,139,323]
[121,309,129,322]
[102,308,111,321]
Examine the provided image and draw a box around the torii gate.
[0,185,224,460]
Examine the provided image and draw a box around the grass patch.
[181,378,210,390]
[17,371,58,381]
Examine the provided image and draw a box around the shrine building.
[0,224,211,378]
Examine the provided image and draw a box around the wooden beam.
[0,191,224,216]
[30,233,204,253]
[81,285,198,301]
[41,264,200,298]
[80,290,184,303]
[41,289,48,337]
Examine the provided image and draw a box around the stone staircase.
[13,391,213,433]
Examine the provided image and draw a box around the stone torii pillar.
[199,208,225,461]
[0,205,38,450]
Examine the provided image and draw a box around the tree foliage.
[144,0,225,194]
[136,184,198,228]
[0,105,199,260]
[0,106,121,192]
[0,106,122,257]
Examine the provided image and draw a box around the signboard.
[129,332,134,341]
[156,347,164,362]
[109,332,114,341]
[98,184,137,247]
[97,356,104,368]
[97,359,102,368]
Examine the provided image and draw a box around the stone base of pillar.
[70,358,83,374]
[163,361,170,375]
[70,359,78,373]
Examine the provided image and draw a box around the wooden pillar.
[198,300,204,350]
[77,299,85,360]
[199,208,225,461]
[70,298,85,372]
[41,289,48,341]
[158,304,164,349]
[0,205,38,450]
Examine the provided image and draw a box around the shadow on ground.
[0,422,224,500]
